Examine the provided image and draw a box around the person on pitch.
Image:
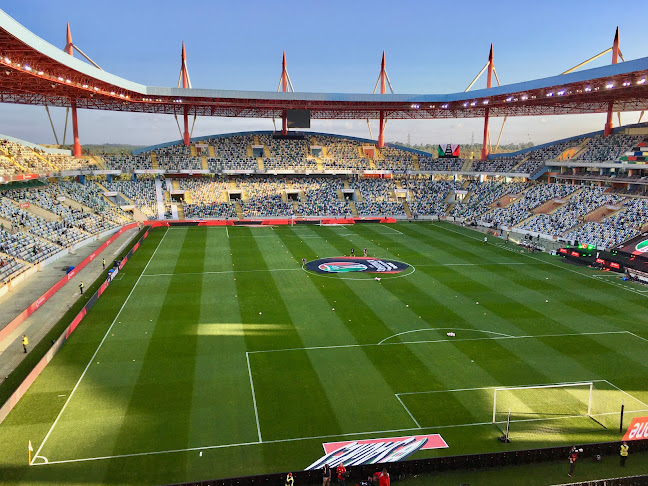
[322,463,331,486]
[79,281,84,295]
[568,446,582,477]
[337,462,347,486]
[363,248,367,257]
[350,248,354,256]
[378,468,390,486]
[302,258,307,266]
[22,335,28,353]
[620,441,629,466]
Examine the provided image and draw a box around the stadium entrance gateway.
[305,257,410,274]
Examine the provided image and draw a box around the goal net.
[492,381,604,423]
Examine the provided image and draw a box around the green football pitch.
[2,222,648,485]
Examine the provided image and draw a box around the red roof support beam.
[378,52,386,148]
[481,45,494,161]
[65,23,82,158]
[604,27,620,137]
[281,52,288,135]
[180,42,190,146]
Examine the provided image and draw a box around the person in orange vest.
[22,335,28,353]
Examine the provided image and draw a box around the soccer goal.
[493,382,596,426]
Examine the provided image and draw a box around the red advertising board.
[622,417,648,441]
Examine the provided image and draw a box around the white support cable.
[190,113,197,138]
[492,66,502,87]
[494,116,507,152]
[44,106,60,146]
[62,107,69,147]
[173,114,183,138]
[184,63,192,89]
[465,62,489,92]
[72,44,102,70]
[286,72,295,92]
[385,72,395,94]
[366,119,374,140]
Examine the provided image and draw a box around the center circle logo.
[306,257,410,275]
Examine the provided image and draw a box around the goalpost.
[492,381,595,425]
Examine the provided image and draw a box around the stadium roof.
[1,9,647,120]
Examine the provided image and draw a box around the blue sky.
[0,0,646,147]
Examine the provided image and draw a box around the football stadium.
[1,4,648,486]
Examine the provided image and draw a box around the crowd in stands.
[104,155,152,171]
[418,157,464,172]
[518,187,624,236]
[406,179,459,217]
[0,139,91,175]
[574,134,644,162]
[350,179,405,216]
[178,178,237,219]
[237,178,295,217]
[292,178,349,216]
[472,158,520,173]
[103,179,157,219]
[480,183,580,228]
[450,181,528,221]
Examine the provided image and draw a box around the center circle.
[303,256,415,280]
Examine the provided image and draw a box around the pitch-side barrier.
[164,439,648,486]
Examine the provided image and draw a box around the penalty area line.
[30,227,170,466]
[34,403,648,467]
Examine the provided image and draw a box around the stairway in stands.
[402,201,412,218]
[235,202,244,219]
[349,201,358,217]
[150,152,158,170]
[154,179,165,219]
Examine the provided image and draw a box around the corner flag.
[28,440,33,464]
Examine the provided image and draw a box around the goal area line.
[394,378,648,432]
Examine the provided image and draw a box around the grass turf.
[1,222,647,485]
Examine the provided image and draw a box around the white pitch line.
[247,330,629,355]
[396,379,607,396]
[33,405,648,467]
[225,226,229,238]
[416,262,546,267]
[31,227,170,466]
[381,225,405,235]
[605,379,648,409]
[435,222,648,299]
[626,331,648,344]
[395,395,421,428]
[378,328,514,345]
[246,352,262,443]
[143,268,301,277]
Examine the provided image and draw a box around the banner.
[305,434,447,470]
[438,144,460,158]
[623,417,648,441]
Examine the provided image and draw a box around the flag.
[28,441,33,452]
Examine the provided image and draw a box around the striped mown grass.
[1,222,647,485]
